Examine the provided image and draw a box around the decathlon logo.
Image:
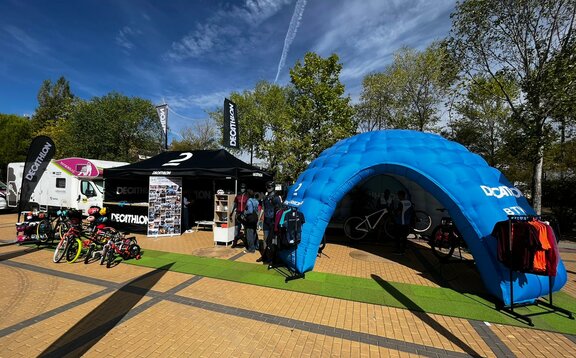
[111,213,148,224]
[116,186,147,195]
[480,185,523,199]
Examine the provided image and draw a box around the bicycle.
[343,207,432,241]
[102,233,141,268]
[84,226,118,264]
[52,209,83,263]
[428,208,464,262]
[36,209,71,244]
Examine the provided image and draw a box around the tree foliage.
[170,118,220,151]
[32,76,75,133]
[61,93,163,161]
[0,114,32,180]
[356,42,458,132]
[446,73,519,167]
[449,0,576,213]
[283,52,356,181]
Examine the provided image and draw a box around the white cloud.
[168,0,291,61]
[313,0,455,82]
[115,26,142,50]
[165,90,230,111]
[3,25,48,55]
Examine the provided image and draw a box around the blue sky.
[0,0,456,142]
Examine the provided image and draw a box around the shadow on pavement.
[371,274,482,358]
[0,246,42,261]
[40,263,174,358]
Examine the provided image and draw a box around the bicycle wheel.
[412,210,432,233]
[84,244,97,264]
[429,226,455,261]
[53,237,69,263]
[65,238,82,263]
[100,245,109,265]
[37,219,52,243]
[344,217,368,241]
[383,216,395,240]
[106,250,116,268]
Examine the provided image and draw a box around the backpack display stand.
[268,207,306,283]
[496,215,574,326]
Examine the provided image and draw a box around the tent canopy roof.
[103,149,271,180]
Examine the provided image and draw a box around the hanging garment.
[543,222,560,276]
[528,220,550,274]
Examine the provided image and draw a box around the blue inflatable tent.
[281,130,567,305]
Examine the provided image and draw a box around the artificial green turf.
[127,249,576,335]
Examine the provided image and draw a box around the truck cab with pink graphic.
[6,158,127,215]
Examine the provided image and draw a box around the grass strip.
[126,249,576,335]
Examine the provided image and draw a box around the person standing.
[243,189,259,253]
[257,181,281,263]
[231,183,249,248]
[392,190,413,255]
[182,193,191,234]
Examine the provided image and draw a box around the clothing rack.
[496,215,573,326]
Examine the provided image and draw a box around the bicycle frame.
[356,208,388,232]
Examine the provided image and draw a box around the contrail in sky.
[274,0,307,83]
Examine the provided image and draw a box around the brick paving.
[0,213,575,357]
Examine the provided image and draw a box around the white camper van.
[7,157,128,215]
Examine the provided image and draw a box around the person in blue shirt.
[243,189,259,253]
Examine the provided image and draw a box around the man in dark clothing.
[257,181,281,263]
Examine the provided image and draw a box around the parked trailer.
[7,158,128,215]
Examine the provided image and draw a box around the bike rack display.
[497,215,574,326]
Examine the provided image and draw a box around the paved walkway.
[0,213,575,357]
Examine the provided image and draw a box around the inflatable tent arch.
[280,130,567,305]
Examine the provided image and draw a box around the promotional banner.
[155,104,168,134]
[147,176,182,237]
[223,98,239,149]
[18,136,56,220]
[156,104,168,150]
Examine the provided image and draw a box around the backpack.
[244,198,259,224]
[263,194,279,219]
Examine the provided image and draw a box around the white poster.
[147,176,182,237]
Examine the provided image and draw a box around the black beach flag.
[18,136,56,219]
[223,98,239,149]
[155,104,168,150]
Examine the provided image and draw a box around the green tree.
[0,114,32,180]
[209,81,291,173]
[63,93,163,161]
[170,118,219,151]
[449,0,576,213]
[356,42,458,132]
[284,52,356,182]
[32,76,75,132]
[446,74,519,167]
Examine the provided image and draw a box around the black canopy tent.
[103,149,272,232]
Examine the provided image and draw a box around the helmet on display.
[99,207,107,216]
[87,206,101,216]
[87,215,96,222]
